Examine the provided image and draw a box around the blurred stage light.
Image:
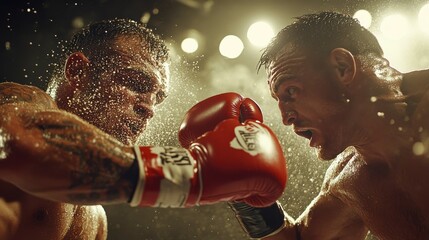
[181,38,199,53]
[418,3,429,35]
[180,29,204,55]
[219,35,244,59]
[380,14,409,39]
[353,9,372,29]
[72,17,85,29]
[247,21,274,47]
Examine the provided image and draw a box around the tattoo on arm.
[0,83,136,204]
[32,113,136,204]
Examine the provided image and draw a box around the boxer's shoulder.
[0,82,57,109]
[321,148,366,193]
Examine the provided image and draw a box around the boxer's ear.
[329,48,356,86]
[64,52,90,90]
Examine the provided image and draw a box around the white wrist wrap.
[130,146,199,208]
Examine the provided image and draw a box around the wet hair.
[258,11,384,71]
[65,18,168,64]
[48,18,168,93]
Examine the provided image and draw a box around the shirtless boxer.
[0,18,169,240]
[231,11,429,239]
[0,19,287,240]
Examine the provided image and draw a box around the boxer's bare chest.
[329,153,429,239]
[0,181,105,240]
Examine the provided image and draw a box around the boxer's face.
[76,35,169,145]
[268,43,351,160]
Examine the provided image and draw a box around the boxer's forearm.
[0,106,138,205]
[29,110,138,205]
[0,82,139,205]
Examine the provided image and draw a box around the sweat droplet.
[370,96,377,102]
[413,142,425,155]
[377,112,384,117]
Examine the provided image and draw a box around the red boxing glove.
[179,92,263,149]
[190,119,287,206]
[130,119,286,208]
[178,93,286,206]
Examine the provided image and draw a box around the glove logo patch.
[157,146,193,166]
[230,122,268,156]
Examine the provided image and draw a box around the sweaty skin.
[54,35,168,146]
[0,83,113,239]
[0,34,168,240]
[265,44,429,239]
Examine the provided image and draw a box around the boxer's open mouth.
[295,129,313,140]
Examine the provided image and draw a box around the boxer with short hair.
[0,18,167,240]
[0,19,287,239]
[230,11,429,239]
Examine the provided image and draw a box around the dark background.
[5,0,427,89]
[2,1,429,239]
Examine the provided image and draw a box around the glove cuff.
[129,145,146,207]
[229,201,285,239]
[130,146,200,208]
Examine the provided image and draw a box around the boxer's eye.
[286,87,298,97]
